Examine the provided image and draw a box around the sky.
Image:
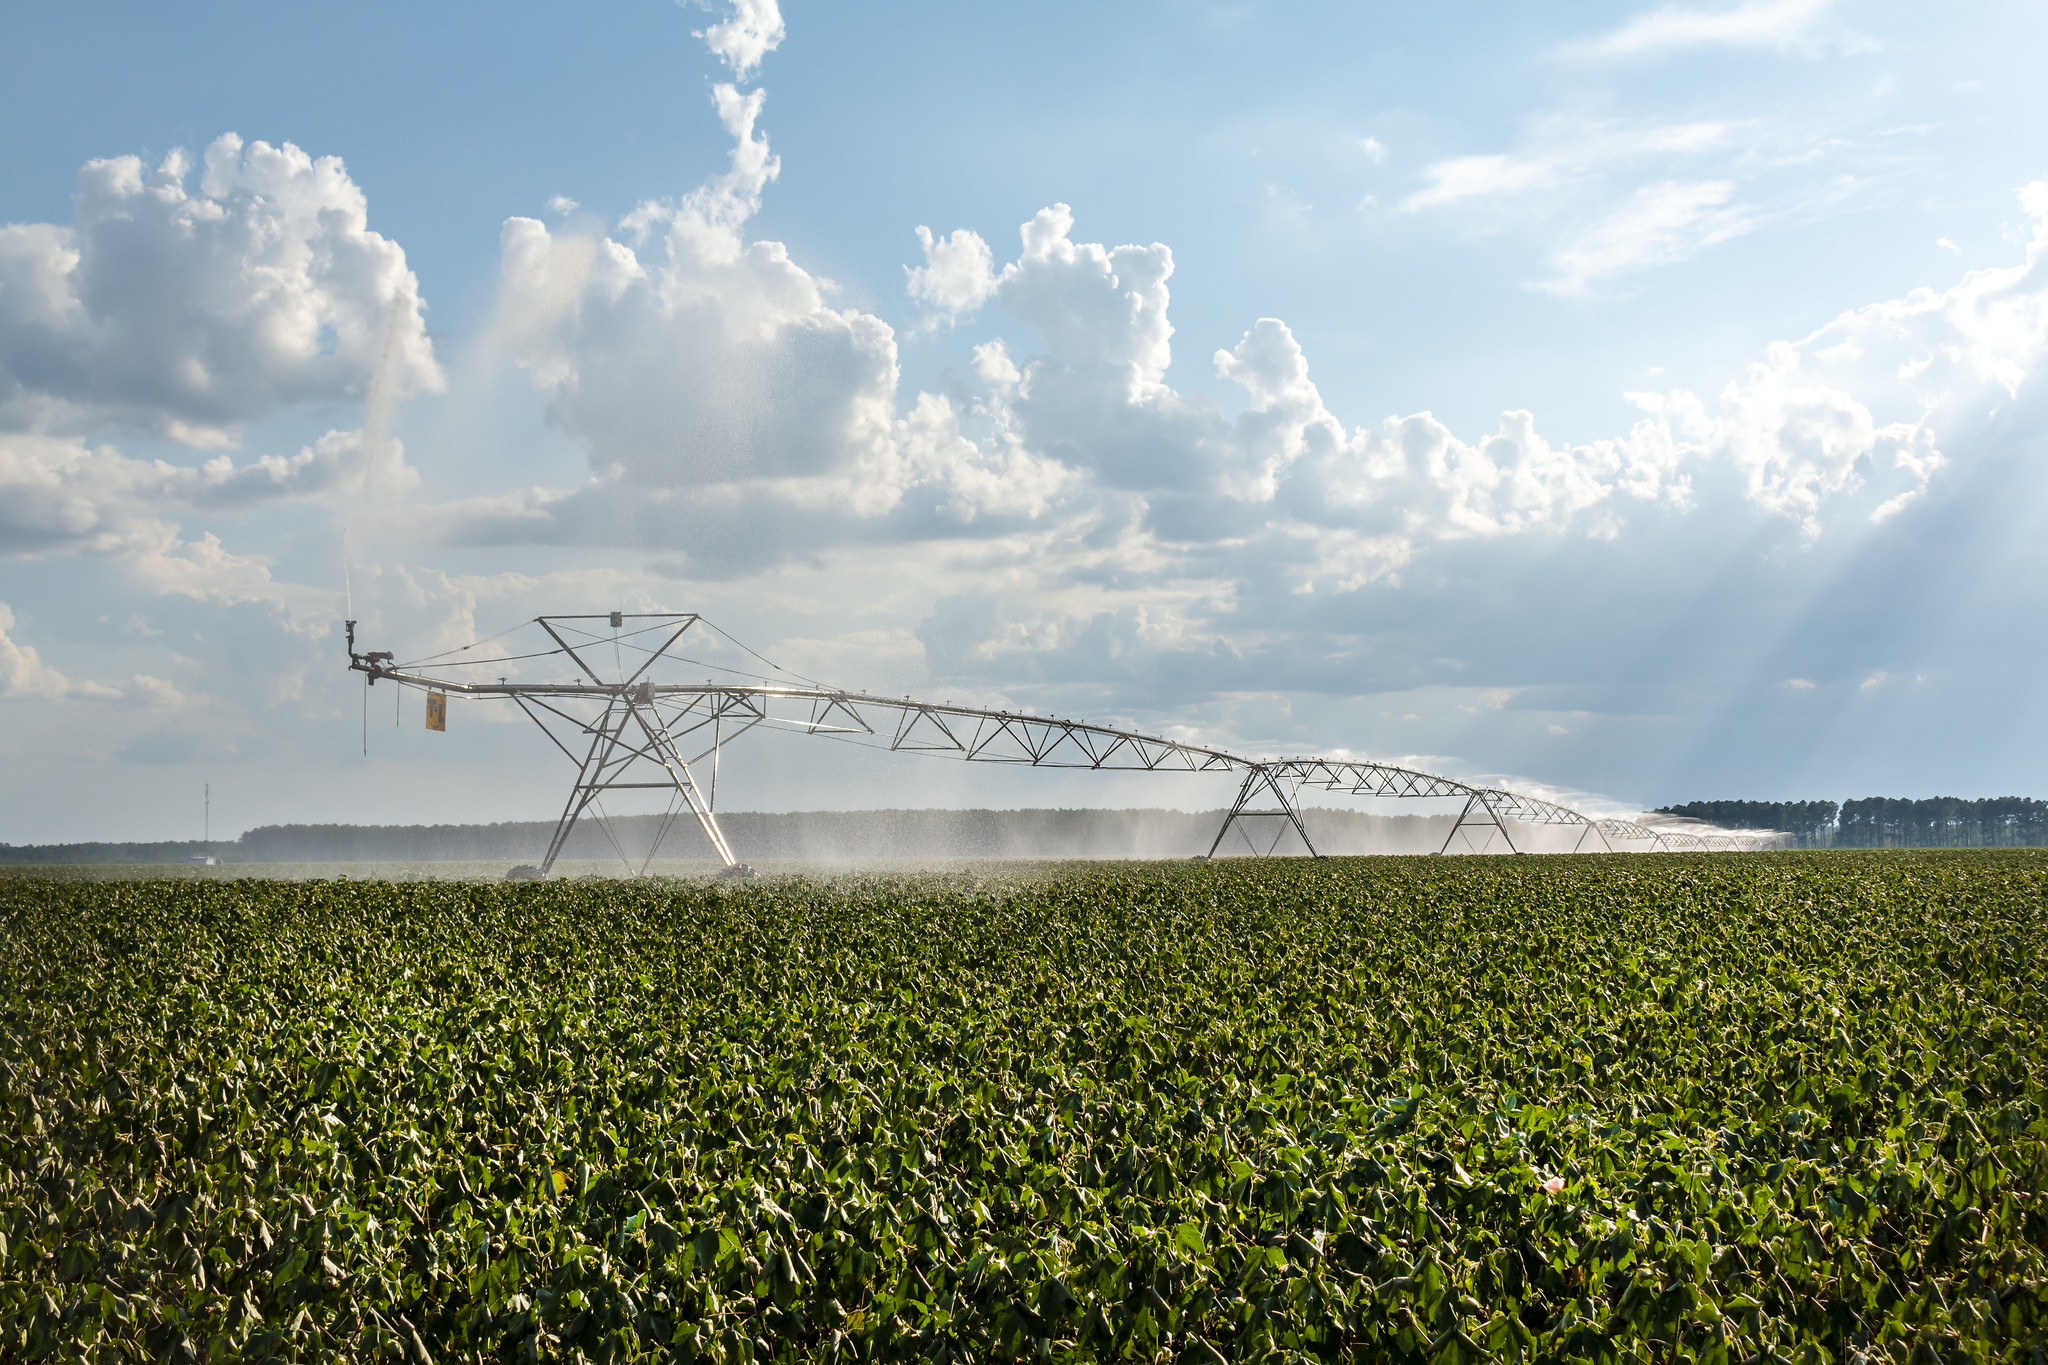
[2,0,2046,843]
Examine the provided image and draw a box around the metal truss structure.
[345,613,1774,874]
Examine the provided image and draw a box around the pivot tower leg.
[1206,765,1321,858]
[530,696,740,876]
[1438,794,1520,855]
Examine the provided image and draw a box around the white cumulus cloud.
[481,84,1068,572]
[448,51,2048,679]
[0,428,413,559]
[459,42,2048,601]
[0,600,195,704]
[496,84,894,494]
[0,134,440,444]
[129,530,335,630]
[0,602,78,700]
[906,226,999,328]
[692,0,784,80]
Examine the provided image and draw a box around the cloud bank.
[0,134,438,444]
[0,128,440,660]
[459,76,2048,602]
[3,0,2042,682]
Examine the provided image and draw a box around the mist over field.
[0,808,1457,866]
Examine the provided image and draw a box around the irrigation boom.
[345,612,1766,874]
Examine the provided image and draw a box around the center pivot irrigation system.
[345,612,1769,875]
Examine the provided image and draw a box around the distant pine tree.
[1834,796,2048,847]
[1657,797,2048,848]
[1654,801,1839,847]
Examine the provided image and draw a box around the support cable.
[639,786,686,877]
[701,617,831,689]
[587,793,636,874]
[401,647,570,669]
[397,618,540,668]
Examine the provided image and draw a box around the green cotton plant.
[2,852,2046,1363]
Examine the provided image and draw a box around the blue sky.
[2,0,2046,842]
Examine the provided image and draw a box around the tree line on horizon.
[1656,797,2048,848]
